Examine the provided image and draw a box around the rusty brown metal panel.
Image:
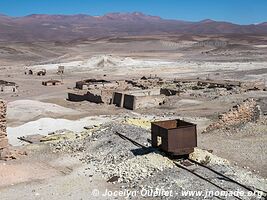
[168,127,196,153]
[152,120,177,129]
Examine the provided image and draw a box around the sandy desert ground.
[0,35,267,199]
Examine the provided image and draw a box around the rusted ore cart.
[151,119,197,156]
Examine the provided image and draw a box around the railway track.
[114,131,267,200]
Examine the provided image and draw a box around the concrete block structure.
[42,80,62,86]
[57,66,64,74]
[0,80,18,93]
[112,89,165,110]
[75,79,110,90]
[68,89,114,104]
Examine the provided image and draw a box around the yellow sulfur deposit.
[123,117,152,129]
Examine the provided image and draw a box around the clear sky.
[0,0,266,25]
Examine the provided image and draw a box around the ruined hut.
[0,80,18,93]
[42,80,62,86]
[57,66,64,74]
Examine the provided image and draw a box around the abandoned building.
[42,80,62,86]
[112,89,166,110]
[125,76,165,90]
[25,69,33,75]
[37,69,46,76]
[68,76,265,110]
[68,89,114,104]
[57,66,64,74]
[25,68,46,76]
[174,78,266,91]
[0,80,18,93]
[75,79,111,90]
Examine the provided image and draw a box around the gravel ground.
[49,122,267,200]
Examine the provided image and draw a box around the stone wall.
[112,89,164,110]
[205,98,261,132]
[0,85,18,93]
[0,99,26,160]
[0,99,9,155]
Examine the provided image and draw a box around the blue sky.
[0,0,266,24]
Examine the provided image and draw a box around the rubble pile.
[51,123,178,186]
[205,98,261,132]
[102,152,175,184]
[47,121,267,197]
[190,148,230,165]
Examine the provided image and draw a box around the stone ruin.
[0,80,18,93]
[0,100,9,155]
[112,89,166,110]
[204,98,261,132]
[0,99,26,160]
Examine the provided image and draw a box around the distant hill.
[0,12,267,42]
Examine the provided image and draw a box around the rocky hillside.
[1,12,267,42]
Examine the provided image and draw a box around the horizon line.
[0,11,266,26]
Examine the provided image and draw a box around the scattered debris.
[106,152,175,184]
[41,130,77,142]
[18,134,45,144]
[189,148,230,165]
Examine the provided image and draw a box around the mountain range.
[0,12,267,42]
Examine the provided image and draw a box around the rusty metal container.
[151,119,197,155]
